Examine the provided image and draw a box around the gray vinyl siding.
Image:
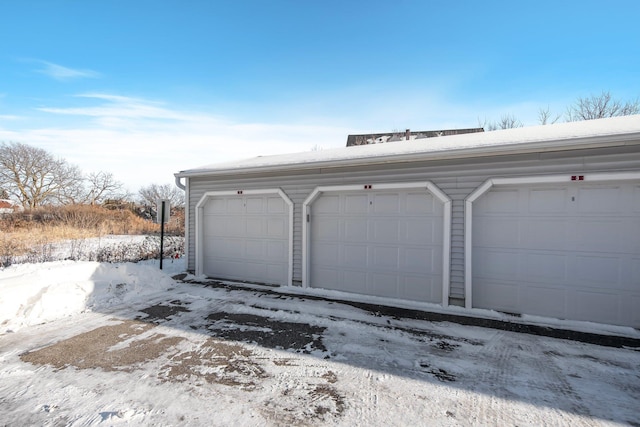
[185,145,640,302]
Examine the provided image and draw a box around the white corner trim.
[463,171,640,309]
[194,188,294,286]
[301,187,323,289]
[183,177,189,267]
[302,182,452,307]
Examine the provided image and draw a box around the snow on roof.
[177,115,640,177]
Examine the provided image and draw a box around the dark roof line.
[346,127,484,147]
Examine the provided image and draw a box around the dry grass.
[0,204,185,265]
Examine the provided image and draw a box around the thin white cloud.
[38,93,197,121]
[10,90,556,192]
[36,61,101,81]
[0,115,24,121]
[4,93,349,191]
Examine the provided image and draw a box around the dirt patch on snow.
[136,301,191,323]
[262,376,346,425]
[205,312,327,354]
[159,338,268,390]
[20,320,184,372]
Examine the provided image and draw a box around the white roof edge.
[176,115,640,178]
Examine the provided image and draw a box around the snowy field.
[1,260,639,426]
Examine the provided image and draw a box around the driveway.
[1,278,639,426]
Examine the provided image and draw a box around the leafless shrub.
[566,91,640,121]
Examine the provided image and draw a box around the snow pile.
[0,260,180,334]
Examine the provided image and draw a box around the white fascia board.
[463,171,640,309]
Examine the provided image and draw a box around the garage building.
[175,115,640,328]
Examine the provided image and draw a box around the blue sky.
[1,0,639,191]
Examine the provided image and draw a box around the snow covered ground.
[5,234,183,266]
[1,260,639,426]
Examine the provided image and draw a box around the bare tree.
[565,91,640,121]
[0,142,84,208]
[538,106,562,125]
[55,163,88,205]
[138,183,185,210]
[479,114,523,131]
[83,171,127,205]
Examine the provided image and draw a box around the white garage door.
[309,187,446,303]
[201,193,290,286]
[472,181,640,327]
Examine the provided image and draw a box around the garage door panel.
[575,256,620,284]
[244,240,262,258]
[475,218,519,247]
[243,262,265,279]
[221,239,244,257]
[406,193,434,213]
[405,219,434,243]
[267,197,286,213]
[372,246,400,269]
[523,286,566,318]
[343,271,367,293]
[316,218,340,240]
[267,264,287,282]
[314,242,340,264]
[634,186,640,211]
[345,194,368,213]
[571,291,619,324]
[526,253,567,281]
[577,186,621,213]
[204,239,225,257]
[372,219,399,242]
[201,193,290,286]
[226,198,243,213]
[372,193,400,214]
[205,198,227,213]
[267,218,286,237]
[632,227,640,253]
[524,220,571,250]
[575,220,623,253]
[314,194,339,213]
[627,295,640,325]
[371,273,398,297]
[344,219,367,241]
[473,181,640,327]
[314,268,339,288]
[245,197,264,213]
[402,247,433,274]
[214,259,245,277]
[476,189,519,213]
[633,258,640,283]
[266,241,287,259]
[343,244,367,266]
[246,218,263,235]
[473,280,519,312]
[474,250,519,278]
[310,187,445,304]
[226,217,245,235]
[220,239,242,257]
[204,219,228,236]
[402,276,437,301]
[529,188,568,213]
